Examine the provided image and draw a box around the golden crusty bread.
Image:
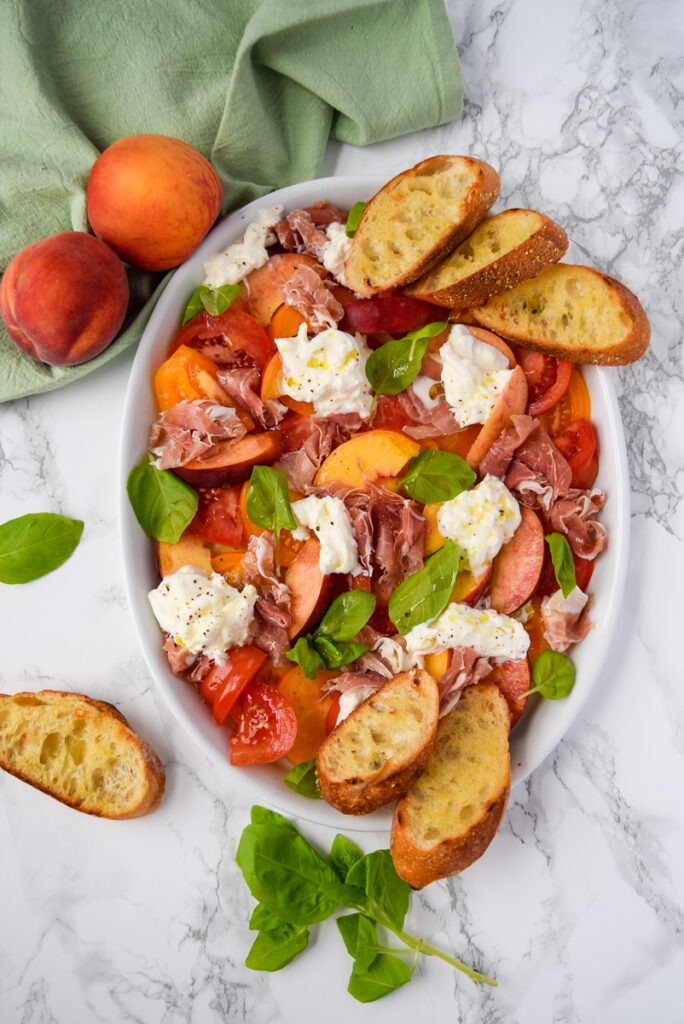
[471,263,650,364]
[316,669,439,815]
[390,683,510,889]
[0,690,165,818]
[406,208,568,309]
[344,155,500,296]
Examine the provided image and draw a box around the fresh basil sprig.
[545,533,576,598]
[345,202,367,237]
[0,513,84,585]
[127,454,198,544]
[237,806,496,999]
[400,449,476,504]
[389,540,461,636]
[246,466,297,572]
[182,283,241,325]
[286,590,376,679]
[365,321,447,405]
[283,759,321,800]
[523,650,576,700]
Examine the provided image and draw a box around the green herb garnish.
[388,540,461,636]
[365,321,447,405]
[246,466,298,572]
[0,513,84,585]
[127,454,198,544]
[523,649,576,700]
[345,202,367,237]
[182,283,241,325]
[400,449,476,504]
[286,590,376,679]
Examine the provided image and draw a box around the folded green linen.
[0,0,462,403]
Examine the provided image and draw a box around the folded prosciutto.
[242,534,293,664]
[541,586,594,652]
[149,399,247,470]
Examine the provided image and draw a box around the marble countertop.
[2,1,683,1021]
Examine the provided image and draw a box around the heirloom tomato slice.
[517,348,573,415]
[172,308,275,369]
[198,647,267,726]
[230,682,298,765]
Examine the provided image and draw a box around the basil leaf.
[235,821,354,926]
[249,903,282,931]
[389,539,461,636]
[526,650,576,700]
[329,835,364,881]
[347,953,412,1002]
[250,805,298,832]
[365,321,447,400]
[283,759,321,800]
[313,636,369,671]
[316,590,376,642]
[401,449,476,504]
[0,513,84,585]
[346,851,410,932]
[285,636,326,680]
[127,454,198,544]
[337,913,380,972]
[345,202,366,238]
[182,283,241,325]
[245,922,309,971]
[246,466,297,570]
[545,532,576,599]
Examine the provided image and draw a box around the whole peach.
[0,231,129,366]
[87,134,223,271]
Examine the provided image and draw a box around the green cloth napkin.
[0,0,463,403]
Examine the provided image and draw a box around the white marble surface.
[2,1,683,1021]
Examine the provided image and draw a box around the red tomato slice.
[230,682,298,765]
[198,647,267,726]
[553,419,596,475]
[539,367,591,435]
[571,451,599,490]
[191,485,243,547]
[339,296,444,334]
[517,348,573,415]
[370,394,417,432]
[171,309,275,369]
[325,693,341,734]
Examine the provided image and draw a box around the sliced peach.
[285,537,334,638]
[245,254,324,327]
[422,503,445,556]
[425,650,451,681]
[466,325,517,366]
[279,666,336,765]
[488,507,544,614]
[174,431,281,488]
[260,352,314,416]
[158,533,212,577]
[450,564,492,606]
[466,364,528,471]
[436,424,481,459]
[266,304,307,342]
[314,430,420,488]
[488,658,530,727]
[210,551,245,585]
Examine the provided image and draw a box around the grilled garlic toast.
[390,683,510,889]
[316,669,439,815]
[471,263,650,364]
[344,155,500,296]
[406,208,568,310]
[0,690,165,818]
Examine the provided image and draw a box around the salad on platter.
[127,155,648,885]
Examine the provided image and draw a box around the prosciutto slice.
[162,636,212,682]
[242,534,292,664]
[548,489,607,560]
[276,414,362,491]
[437,647,492,717]
[149,399,247,470]
[541,587,594,652]
[479,413,539,478]
[275,203,346,255]
[281,264,344,331]
[397,385,462,439]
[216,360,286,429]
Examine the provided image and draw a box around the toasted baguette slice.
[406,209,568,309]
[0,690,165,818]
[344,155,500,296]
[390,683,510,888]
[316,669,439,815]
[471,263,650,364]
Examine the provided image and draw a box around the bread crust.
[471,264,651,365]
[316,669,439,815]
[406,209,568,310]
[0,690,165,819]
[345,155,500,296]
[389,684,511,889]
